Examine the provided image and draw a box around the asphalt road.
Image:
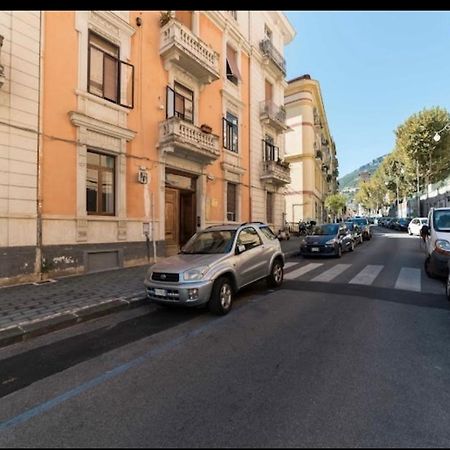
[1,226,450,447]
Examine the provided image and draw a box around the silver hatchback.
[144,222,285,315]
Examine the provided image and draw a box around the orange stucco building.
[37,11,253,278]
[0,11,294,284]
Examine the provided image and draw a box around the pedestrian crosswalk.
[283,260,443,294]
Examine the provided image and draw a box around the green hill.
[339,155,387,192]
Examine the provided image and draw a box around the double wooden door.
[165,188,196,254]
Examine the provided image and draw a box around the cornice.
[204,11,251,55]
[69,111,137,141]
[92,11,136,37]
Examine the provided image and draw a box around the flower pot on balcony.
[160,11,174,27]
[200,124,212,134]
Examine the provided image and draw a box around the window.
[223,112,239,152]
[259,225,277,240]
[266,192,273,223]
[227,182,237,221]
[226,44,241,85]
[88,32,134,108]
[262,136,279,161]
[237,227,262,251]
[166,82,194,123]
[86,150,115,215]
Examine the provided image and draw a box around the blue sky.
[284,11,450,178]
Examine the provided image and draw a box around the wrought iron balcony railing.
[259,38,286,76]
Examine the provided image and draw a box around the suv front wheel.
[267,259,284,288]
[209,276,233,315]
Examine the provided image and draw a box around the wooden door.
[165,188,179,246]
[180,192,196,245]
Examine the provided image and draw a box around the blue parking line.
[0,316,224,433]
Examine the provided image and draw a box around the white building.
[248,12,295,232]
[0,11,41,284]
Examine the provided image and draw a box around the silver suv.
[144,222,285,315]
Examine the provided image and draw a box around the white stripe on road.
[284,262,299,269]
[349,265,384,285]
[311,264,352,282]
[395,267,421,292]
[284,263,323,280]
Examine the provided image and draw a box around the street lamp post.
[433,123,450,142]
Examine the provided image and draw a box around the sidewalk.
[0,238,302,348]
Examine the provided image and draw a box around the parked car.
[300,223,354,258]
[345,221,364,245]
[395,218,412,231]
[348,217,372,240]
[422,208,450,279]
[144,222,285,315]
[408,217,428,236]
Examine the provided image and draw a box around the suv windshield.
[352,218,368,226]
[259,225,277,240]
[181,230,236,254]
[312,224,339,235]
[433,210,450,232]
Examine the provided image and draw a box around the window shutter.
[120,61,134,108]
[166,86,175,119]
[103,53,118,102]
[226,45,242,81]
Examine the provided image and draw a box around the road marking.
[349,265,384,285]
[284,262,299,269]
[311,264,352,282]
[284,263,323,280]
[395,267,421,292]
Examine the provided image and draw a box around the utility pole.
[416,160,420,216]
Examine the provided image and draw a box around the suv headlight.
[184,266,209,281]
[435,239,450,255]
[325,238,337,245]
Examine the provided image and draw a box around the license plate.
[311,247,319,252]
[154,288,167,296]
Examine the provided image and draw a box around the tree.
[395,106,450,187]
[325,193,347,220]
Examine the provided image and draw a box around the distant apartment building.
[284,74,338,224]
[0,10,294,286]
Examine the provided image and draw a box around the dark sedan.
[345,222,363,245]
[395,218,412,231]
[300,223,354,258]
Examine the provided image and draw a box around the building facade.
[0,10,294,286]
[248,12,295,233]
[0,11,42,284]
[284,74,338,225]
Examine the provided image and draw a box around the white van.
[422,207,450,278]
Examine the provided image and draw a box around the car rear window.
[259,225,277,240]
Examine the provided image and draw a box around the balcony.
[259,39,286,76]
[261,160,291,186]
[160,20,220,84]
[259,100,288,132]
[158,117,220,165]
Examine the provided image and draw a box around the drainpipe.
[36,11,44,280]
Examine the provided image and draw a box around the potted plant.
[200,124,212,134]
[160,11,174,27]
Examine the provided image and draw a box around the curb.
[0,294,147,349]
